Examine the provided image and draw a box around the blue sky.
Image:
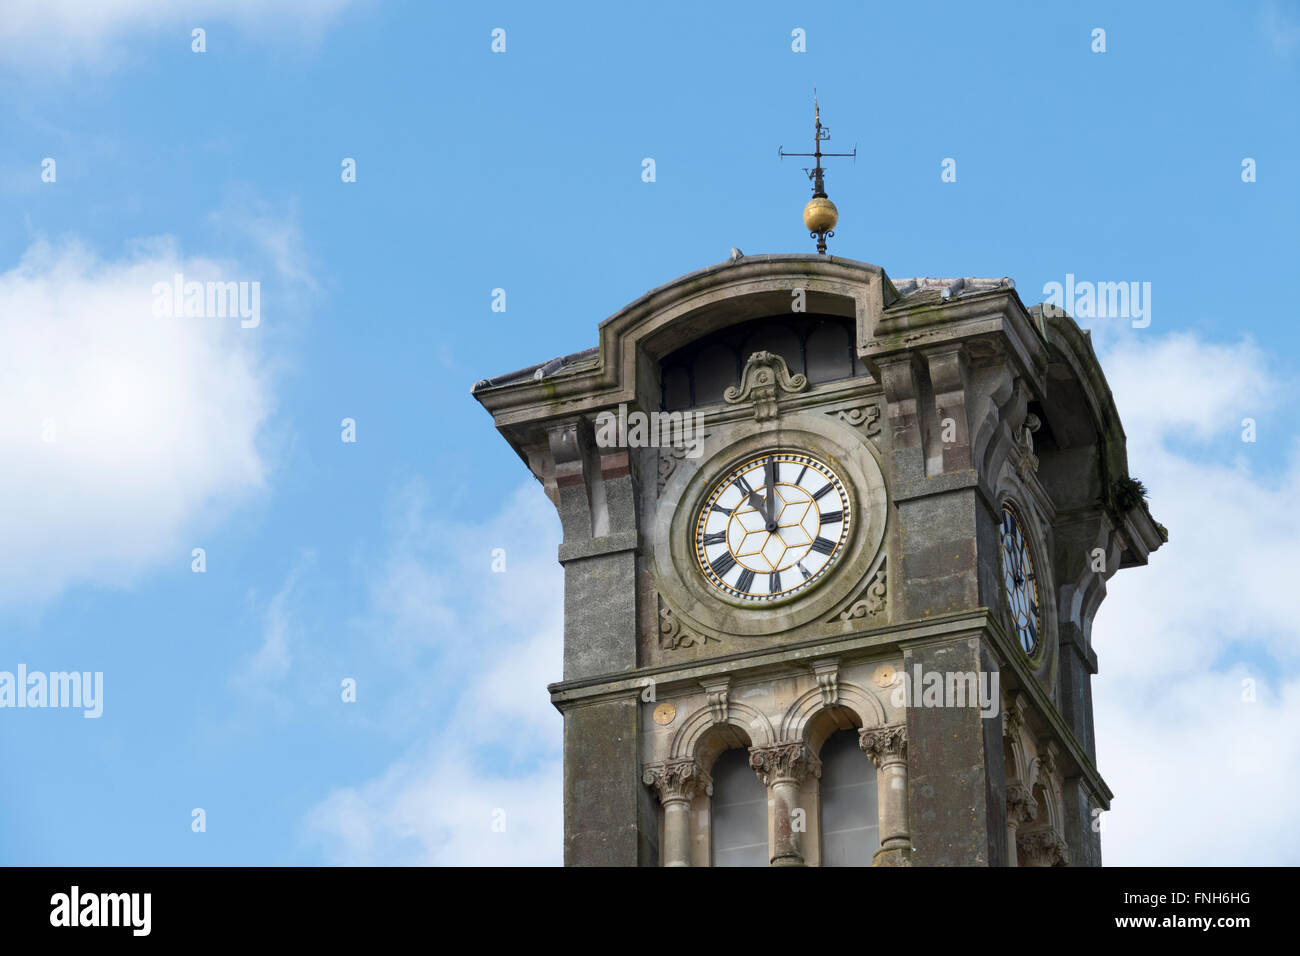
[1,0,1298,865]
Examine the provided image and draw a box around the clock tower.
[472,253,1164,866]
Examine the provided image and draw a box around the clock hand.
[764,457,776,526]
[759,455,769,522]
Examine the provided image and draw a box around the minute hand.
[764,458,776,524]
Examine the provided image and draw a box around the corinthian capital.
[748,742,821,786]
[1017,828,1071,867]
[859,724,908,767]
[1006,781,1039,824]
[642,759,712,804]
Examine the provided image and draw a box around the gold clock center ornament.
[694,452,851,602]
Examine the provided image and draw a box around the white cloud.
[304,482,565,865]
[0,235,280,608]
[0,0,362,68]
[1093,330,1300,864]
[242,555,315,686]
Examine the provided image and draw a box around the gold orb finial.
[803,195,838,235]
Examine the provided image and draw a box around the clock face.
[694,452,851,602]
[999,503,1041,655]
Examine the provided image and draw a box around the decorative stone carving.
[748,742,822,786]
[723,351,808,421]
[832,403,882,438]
[830,562,887,623]
[1017,828,1071,867]
[1032,745,1060,790]
[859,724,908,767]
[1002,692,1026,740]
[1016,412,1041,478]
[1006,781,1039,824]
[658,598,720,649]
[811,660,839,707]
[657,440,705,493]
[642,759,713,803]
[700,677,731,725]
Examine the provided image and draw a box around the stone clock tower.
[472,254,1163,867]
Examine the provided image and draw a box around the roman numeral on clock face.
[811,483,834,500]
[810,536,836,555]
[820,510,842,525]
[736,569,755,594]
[702,531,726,546]
[710,552,736,578]
[711,504,732,516]
[768,570,781,593]
[734,474,754,497]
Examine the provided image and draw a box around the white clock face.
[694,452,852,602]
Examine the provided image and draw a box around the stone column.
[748,743,821,866]
[860,724,912,866]
[643,759,711,867]
[1004,781,1038,867]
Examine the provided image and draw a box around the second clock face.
[694,452,852,602]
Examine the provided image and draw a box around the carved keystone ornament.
[724,351,809,421]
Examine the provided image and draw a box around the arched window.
[710,749,767,866]
[819,729,879,866]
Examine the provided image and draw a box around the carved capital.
[1017,828,1070,867]
[749,742,821,786]
[643,760,712,804]
[859,724,908,768]
[724,351,808,421]
[1006,781,1039,825]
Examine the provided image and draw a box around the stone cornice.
[549,607,994,703]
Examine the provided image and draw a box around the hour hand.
[745,491,769,515]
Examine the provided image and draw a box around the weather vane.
[779,89,856,254]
